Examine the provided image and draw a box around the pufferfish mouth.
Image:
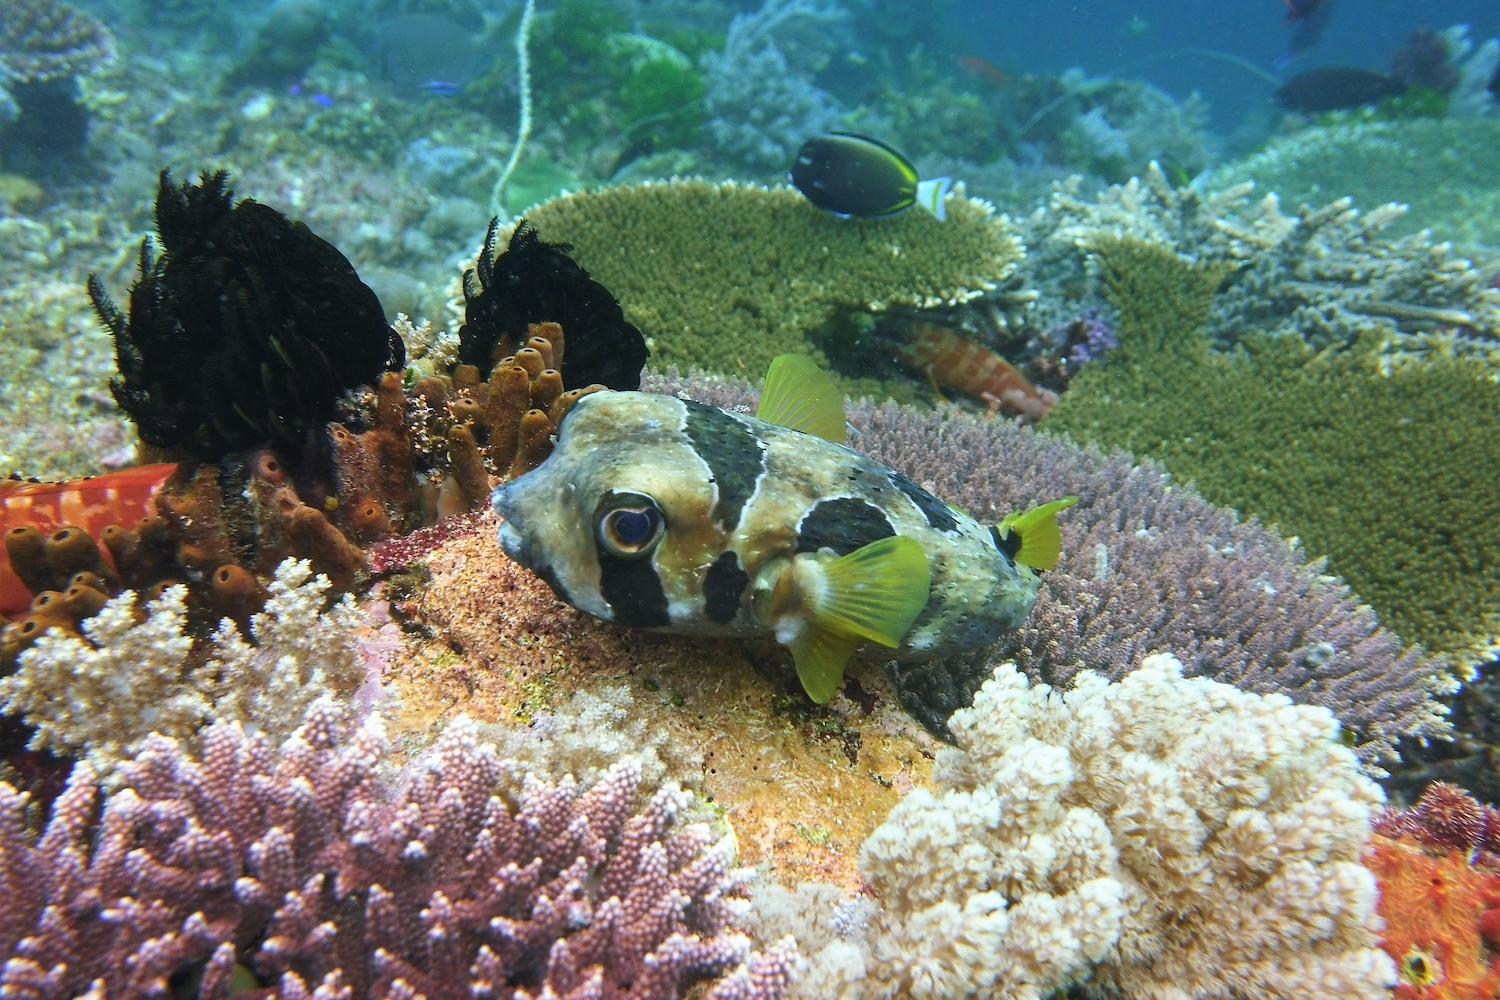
[496,517,527,563]
[490,483,531,565]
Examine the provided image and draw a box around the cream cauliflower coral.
[854,653,1394,1000]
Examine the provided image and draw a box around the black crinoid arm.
[87,170,404,467]
[457,219,647,390]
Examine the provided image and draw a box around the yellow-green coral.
[1047,236,1500,667]
[512,178,1020,378]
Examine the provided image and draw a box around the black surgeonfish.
[790,133,952,221]
[1274,68,1405,112]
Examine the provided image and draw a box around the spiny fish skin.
[491,390,1042,663]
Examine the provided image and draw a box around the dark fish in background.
[366,13,487,98]
[790,133,952,221]
[1274,68,1405,112]
[1490,62,1500,103]
[1279,0,1335,68]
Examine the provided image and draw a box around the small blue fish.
[419,80,463,98]
[790,133,952,222]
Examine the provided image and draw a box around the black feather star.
[87,170,404,465]
[458,220,648,390]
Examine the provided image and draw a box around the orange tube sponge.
[1367,834,1500,999]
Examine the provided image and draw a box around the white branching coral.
[478,683,705,792]
[205,558,364,735]
[1017,160,1500,348]
[850,653,1394,1000]
[0,558,363,776]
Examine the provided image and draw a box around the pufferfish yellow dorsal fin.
[789,535,931,703]
[756,354,847,444]
[996,496,1079,571]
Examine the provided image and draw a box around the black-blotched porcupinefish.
[491,355,1075,704]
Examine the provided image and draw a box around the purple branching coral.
[1058,307,1118,368]
[648,373,1447,767]
[0,701,797,999]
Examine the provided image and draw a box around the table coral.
[0,0,114,84]
[1213,118,1500,248]
[1045,235,1500,669]
[512,179,1021,379]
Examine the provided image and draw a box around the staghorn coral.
[837,654,1394,1000]
[0,558,364,777]
[0,0,114,84]
[1366,835,1500,999]
[0,699,797,999]
[645,371,1446,766]
[1045,236,1500,668]
[514,179,1021,379]
[1017,160,1500,348]
[1212,118,1500,247]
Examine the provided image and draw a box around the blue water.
[959,0,1500,128]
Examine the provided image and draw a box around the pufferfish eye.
[596,492,666,559]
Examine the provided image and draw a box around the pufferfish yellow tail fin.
[996,496,1079,571]
[756,353,847,444]
[790,535,931,703]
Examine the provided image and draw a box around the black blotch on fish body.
[797,498,895,556]
[87,170,402,468]
[683,402,765,533]
[790,132,919,218]
[598,555,670,627]
[1275,68,1404,112]
[703,550,749,625]
[889,472,958,533]
[459,221,648,389]
[989,525,1018,568]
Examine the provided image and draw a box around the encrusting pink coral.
[0,700,797,999]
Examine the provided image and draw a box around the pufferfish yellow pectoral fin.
[756,353,847,444]
[996,496,1079,571]
[787,535,932,703]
